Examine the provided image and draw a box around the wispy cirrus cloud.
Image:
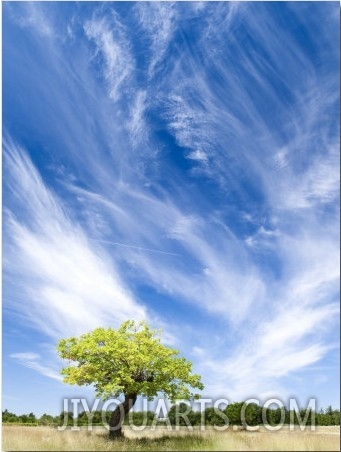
[64,179,266,325]
[197,278,338,401]
[9,353,62,381]
[134,2,177,77]
[3,137,147,341]
[193,217,339,400]
[84,13,134,102]
[6,2,55,37]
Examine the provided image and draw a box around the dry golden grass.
[2,425,340,451]
[211,426,341,451]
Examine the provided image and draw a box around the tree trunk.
[108,393,137,439]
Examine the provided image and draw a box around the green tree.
[243,402,262,427]
[58,411,73,427]
[39,413,55,426]
[168,402,193,426]
[225,402,244,426]
[203,406,227,427]
[2,409,18,423]
[326,405,333,416]
[28,412,36,423]
[188,409,201,426]
[19,414,30,424]
[265,407,285,426]
[57,320,203,439]
[77,411,90,426]
[91,410,103,425]
[125,410,155,426]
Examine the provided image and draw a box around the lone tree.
[57,320,203,439]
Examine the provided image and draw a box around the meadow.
[2,425,340,451]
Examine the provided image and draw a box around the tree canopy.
[57,320,203,438]
[57,320,203,401]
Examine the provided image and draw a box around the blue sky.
[2,1,340,416]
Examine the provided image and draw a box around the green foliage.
[203,407,227,426]
[39,413,56,426]
[188,410,202,426]
[263,407,285,426]
[2,410,38,425]
[168,404,227,427]
[124,410,155,426]
[57,320,204,402]
[243,403,262,426]
[168,403,192,426]
[58,411,74,427]
[225,402,245,425]
[316,407,340,426]
[2,405,340,427]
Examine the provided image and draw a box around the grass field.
[2,425,340,451]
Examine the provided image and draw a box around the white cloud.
[10,353,40,361]
[9,353,62,381]
[135,2,177,77]
[84,15,134,102]
[192,347,205,358]
[3,137,147,341]
[187,149,208,163]
[194,243,339,401]
[9,2,55,37]
[125,213,267,324]
[128,90,148,147]
[164,94,213,159]
[64,181,268,326]
[276,148,340,210]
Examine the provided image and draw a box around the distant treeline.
[1,410,156,427]
[2,403,340,427]
[167,403,340,427]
